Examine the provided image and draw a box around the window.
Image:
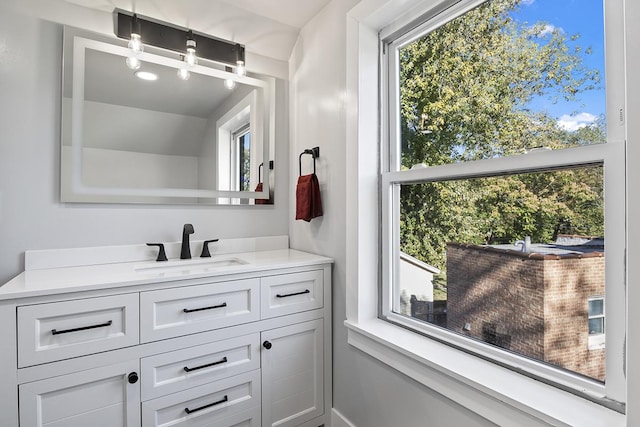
[215,90,255,197]
[232,124,251,191]
[588,296,606,350]
[589,297,605,335]
[382,0,625,404]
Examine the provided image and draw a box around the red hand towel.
[254,182,270,205]
[296,174,323,221]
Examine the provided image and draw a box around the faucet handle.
[201,239,219,258]
[147,243,168,262]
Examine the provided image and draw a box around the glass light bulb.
[235,60,246,77]
[125,56,141,70]
[185,48,197,67]
[177,68,191,81]
[224,78,236,90]
[128,33,143,53]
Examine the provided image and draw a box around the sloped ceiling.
[59,0,332,61]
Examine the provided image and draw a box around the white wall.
[399,255,436,304]
[78,100,209,156]
[289,0,640,425]
[0,3,289,285]
[62,146,199,187]
[288,1,495,426]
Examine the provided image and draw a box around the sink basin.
[135,257,248,273]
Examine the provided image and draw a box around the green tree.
[399,0,604,271]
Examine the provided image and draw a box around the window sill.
[589,334,606,350]
[345,318,624,427]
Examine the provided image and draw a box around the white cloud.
[557,112,598,132]
[537,24,562,37]
[528,23,565,38]
[521,0,535,5]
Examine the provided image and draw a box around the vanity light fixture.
[125,13,143,70]
[177,55,191,81]
[176,31,197,81]
[177,67,190,81]
[224,66,236,90]
[235,43,246,77]
[114,9,247,74]
[125,55,141,71]
[184,31,198,67]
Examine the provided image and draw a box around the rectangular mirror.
[61,27,275,204]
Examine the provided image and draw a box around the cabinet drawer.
[141,370,261,427]
[141,333,260,401]
[17,294,139,367]
[261,270,323,319]
[140,278,260,342]
[207,406,261,427]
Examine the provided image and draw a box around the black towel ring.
[299,147,320,176]
[258,161,274,182]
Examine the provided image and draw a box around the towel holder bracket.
[258,161,274,183]
[299,147,320,176]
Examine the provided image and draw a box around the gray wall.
[287,1,495,425]
[0,4,289,284]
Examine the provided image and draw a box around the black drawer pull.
[183,302,227,313]
[184,395,228,414]
[276,289,310,298]
[184,357,228,372]
[51,320,113,335]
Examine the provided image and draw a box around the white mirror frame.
[61,31,275,204]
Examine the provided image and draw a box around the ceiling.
[84,48,250,118]
[60,0,332,61]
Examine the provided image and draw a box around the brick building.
[446,239,605,381]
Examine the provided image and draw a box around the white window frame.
[231,123,251,192]
[589,296,606,350]
[382,0,625,406]
[344,0,630,425]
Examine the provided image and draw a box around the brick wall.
[446,243,605,381]
[543,257,605,381]
[447,244,545,358]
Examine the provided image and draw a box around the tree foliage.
[399,0,605,272]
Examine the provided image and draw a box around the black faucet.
[181,224,195,259]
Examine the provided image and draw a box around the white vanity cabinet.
[0,247,332,427]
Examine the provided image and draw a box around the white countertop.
[0,249,333,301]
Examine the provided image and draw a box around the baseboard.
[331,408,356,427]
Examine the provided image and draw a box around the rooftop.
[448,236,604,260]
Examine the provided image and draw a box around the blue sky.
[510,0,606,131]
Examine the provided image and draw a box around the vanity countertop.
[0,248,333,301]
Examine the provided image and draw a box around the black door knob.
[263,340,272,350]
[128,372,139,384]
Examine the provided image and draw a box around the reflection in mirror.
[61,27,275,204]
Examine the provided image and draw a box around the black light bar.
[113,9,245,67]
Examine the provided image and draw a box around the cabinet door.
[261,319,323,427]
[19,360,140,427]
